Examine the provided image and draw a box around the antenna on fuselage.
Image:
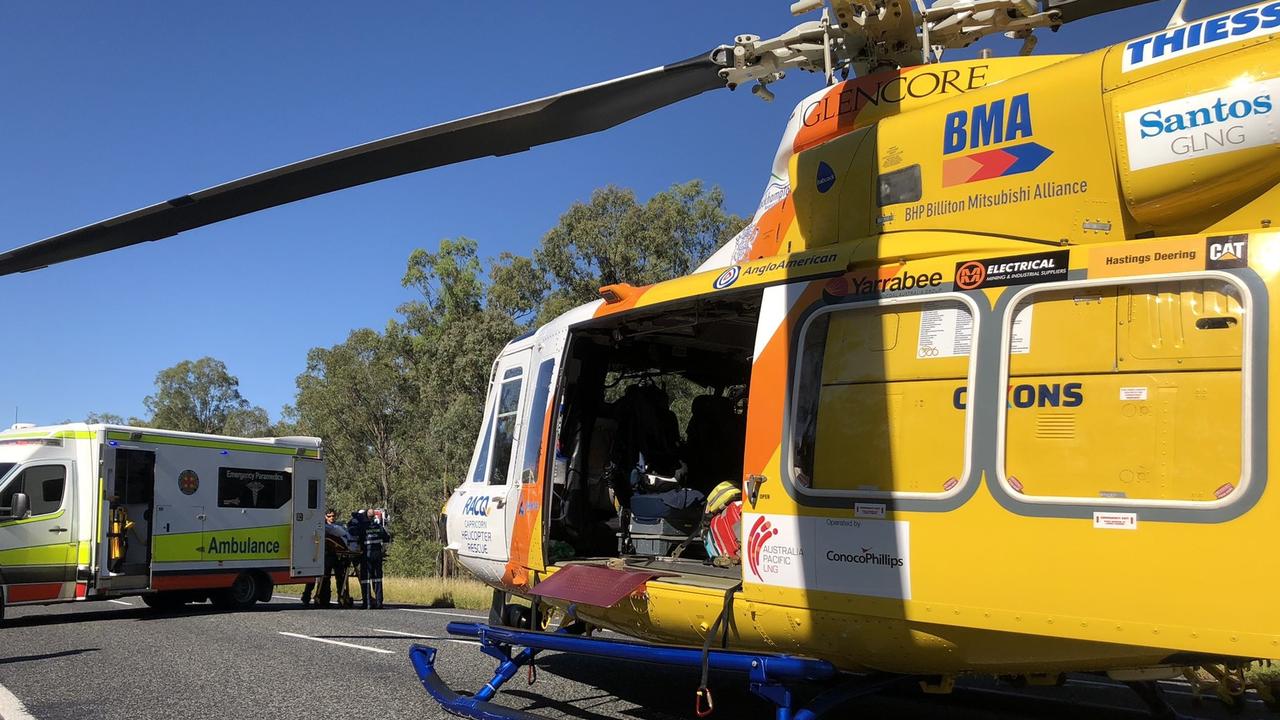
[1166,0,1192,28]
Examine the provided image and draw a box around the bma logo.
[944,93,1033,154]
[746,515,779,580]
[463,495,492,517]
[713,265,741,290]
[942,93,1052,186]
[1207,234,1248,269]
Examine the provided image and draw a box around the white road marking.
[1067,679,1123,689]
[277,631,394,654]
[107,599,133,606]
[0,681,36,720]
[398,608,485,620]
[271,594,303,602]
[371,628,477,645]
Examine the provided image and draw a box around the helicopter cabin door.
[463,347,532,564]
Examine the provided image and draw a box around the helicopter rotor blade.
[1042,0,1162,23]
[0,50,726,277]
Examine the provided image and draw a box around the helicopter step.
[409,621,915,720]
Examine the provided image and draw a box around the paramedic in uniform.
[362,510,391,609]
[347,509,370,604]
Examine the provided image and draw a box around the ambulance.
[0,423,326,618]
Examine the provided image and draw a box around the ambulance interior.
[547,293,760,571]
[110,448,157,581]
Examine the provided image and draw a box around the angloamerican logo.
[713,265,740,290]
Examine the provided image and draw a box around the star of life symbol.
[246,480,265,505]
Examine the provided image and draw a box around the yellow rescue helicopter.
[3,1,1279,717]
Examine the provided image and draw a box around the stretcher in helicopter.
[4,0,1280,717]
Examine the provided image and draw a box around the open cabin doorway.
[546,291,761,576]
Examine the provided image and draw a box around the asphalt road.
[0,597,1272,720]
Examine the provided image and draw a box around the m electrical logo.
[1125,80,1279,171]
[1123,2,1280,72]
[953,250,1069,290]
[941,93,1052,187]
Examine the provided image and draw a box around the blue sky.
[0,1,1242,426]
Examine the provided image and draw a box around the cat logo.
[1207,234,1248,269]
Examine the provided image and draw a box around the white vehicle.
[0,423,326,617]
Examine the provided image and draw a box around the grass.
[1249,660,1280,684]
[277,575,492,610]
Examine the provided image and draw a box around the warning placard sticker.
[1011,304,1033,354]
[917,305,972,359]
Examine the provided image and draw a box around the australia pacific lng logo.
[746,515,779,580]
[713,265,741,290]
[941,92,1052,187]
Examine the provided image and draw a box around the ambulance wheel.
[213,572,259,610]
[253,573,273,603]
[142,592,188,611]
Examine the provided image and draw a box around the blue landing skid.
[409,621,912,720]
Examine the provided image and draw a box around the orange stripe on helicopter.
[503,381,559,588]
[743,282,827,478]
[743,195,797,261]
[594,282,652,318]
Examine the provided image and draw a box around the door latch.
[48,525,69,533]
[745,475,767,508]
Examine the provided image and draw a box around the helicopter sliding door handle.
[48,525,69,533]
[745,475,767,508]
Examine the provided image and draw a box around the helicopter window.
[469,411,493,483]
[878,165,921,206]
[791,298,974,497]
[519,359,557,484]
[1000,277,1248,507]
[489,372,524,485]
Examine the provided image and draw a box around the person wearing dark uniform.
[347,509,370,606]
[362,510,391,609]
[302,509,339,607]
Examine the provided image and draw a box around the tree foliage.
[142,357,272,436]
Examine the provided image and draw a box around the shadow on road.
[1,601,302,629]
[0,648,99,665]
